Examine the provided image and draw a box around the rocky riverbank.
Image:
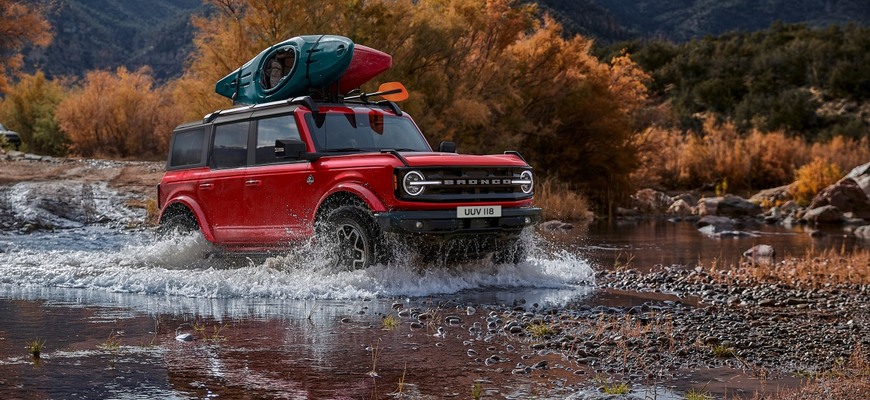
[618,161,870,242]
[0,150,163,231]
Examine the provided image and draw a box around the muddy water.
[0,220,863,398]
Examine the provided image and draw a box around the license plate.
[457,205,502,218]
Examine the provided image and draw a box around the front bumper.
[374,207,542,236]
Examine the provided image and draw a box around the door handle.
[199,183,214,190]
[245,179,262,187]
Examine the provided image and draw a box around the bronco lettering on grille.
[443,179,508,185]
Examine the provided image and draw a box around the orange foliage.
[634,116,869,193]
[0,0,53,93]
[56,68,183,159]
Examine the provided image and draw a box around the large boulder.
[808,178,870,220]
[697,195,762,218]
[631,189,673,214]
[802,205,842,224]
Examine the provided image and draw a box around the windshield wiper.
[324,147,364,152]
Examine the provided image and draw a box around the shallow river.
[0,220,865,398]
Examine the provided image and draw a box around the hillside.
[537,0,870,42]
[20,0,870,80]
[23,0,203,82]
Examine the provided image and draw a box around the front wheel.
[493,239,528,264]
[322,205,379,270]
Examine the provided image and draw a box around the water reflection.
[549,219,869,271]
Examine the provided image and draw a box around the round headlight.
[520,170,533,194]
[403,170,426,196]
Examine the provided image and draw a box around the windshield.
[305,111,431,153]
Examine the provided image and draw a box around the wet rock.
[743,244,775,264]
[539,220,574,231]
[175,333,194,342]
[696,215,736,230]
[532,360,549,370]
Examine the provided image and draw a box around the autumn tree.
[0,71,68,155]
[56,67,183,159]
[0,0,53,93]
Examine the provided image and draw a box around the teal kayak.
[216,35,355,105]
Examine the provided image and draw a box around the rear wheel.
[322,205,379,270]
[157,210,199,237]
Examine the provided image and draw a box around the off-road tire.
[157,211,199,238]
[322,205,380,270]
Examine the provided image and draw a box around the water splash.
[0,227,593,300]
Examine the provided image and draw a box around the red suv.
[157,96,540,269]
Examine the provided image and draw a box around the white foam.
[0,229,594,300]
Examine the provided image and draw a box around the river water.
[0,215,866,398]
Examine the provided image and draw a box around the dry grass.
[734,249,870,287]
[774,344,870,400]
[534,176,591,221]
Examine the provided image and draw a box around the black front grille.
[396,167,532,202]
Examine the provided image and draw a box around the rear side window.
[255,114,301,164]
[168,128,206,169]
[211,121,250,169]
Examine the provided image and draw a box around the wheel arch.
[158,197,215,242]
[314,182,386,222]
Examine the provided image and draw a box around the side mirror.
[275,139,308,159]
[438,141,456,153]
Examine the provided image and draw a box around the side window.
[169,128,206,169]
[256,114,300,164]
[211,121,250,169]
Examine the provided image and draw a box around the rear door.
[200,118,252,243]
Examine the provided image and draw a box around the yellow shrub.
[791,158,842,206]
